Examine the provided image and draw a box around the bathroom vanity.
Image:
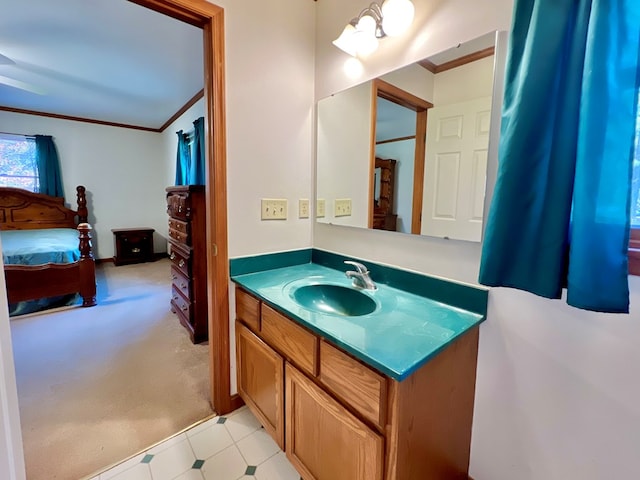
[232,254,486,480]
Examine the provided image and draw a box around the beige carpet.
[10,259,214,480]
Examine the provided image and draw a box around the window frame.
[630,228,640,276]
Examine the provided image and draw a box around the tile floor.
[89,407,301,480]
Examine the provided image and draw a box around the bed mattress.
[1,228,81,265]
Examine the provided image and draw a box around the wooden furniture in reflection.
[166,185,207,343]
[0,185,96,308]
[372,157,398,231]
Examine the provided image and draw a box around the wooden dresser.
[166,185,207,343]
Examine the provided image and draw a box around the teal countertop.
[232,262,485,381]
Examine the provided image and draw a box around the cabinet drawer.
[166,193,192,220]
[320,340,387,429]
[169,244,191,277]
[171,267,191,300]
[168,217,189,235]
[171,286,191,321]
[236,288,261,332]
[169,227,190,245]
[261,305,318,377]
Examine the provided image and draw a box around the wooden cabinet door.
[236,321,284,449]
[285,363,384,480]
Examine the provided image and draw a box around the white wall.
[317,82,371,228]
[0,111,168,259]
[218,0,315,258]
[433,55,494,105]
[316,1,640,479]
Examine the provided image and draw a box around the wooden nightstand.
[112,228,155,266]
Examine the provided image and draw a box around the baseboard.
[95,253,167,265]
[95,258,114,264]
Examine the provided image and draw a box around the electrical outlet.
[335,198,352,217]
[298,199,310,219]
[261,198,287,220]
[316,199,326,218]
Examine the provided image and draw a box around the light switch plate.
[298,199,310,219]
[316,199,326,218]
[335,198,352,217]
[261,199,287,220]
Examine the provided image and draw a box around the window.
[0,134,39,192]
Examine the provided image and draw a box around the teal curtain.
[479,0,640,313]
[34,135,64,197]
[175,130,190,186]
[189,117,206,185]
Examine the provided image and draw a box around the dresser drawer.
[169,243,191,277]
[171,266,191,299]
[168,217,189,234]
[236,288,261,332]
[319,340,387,429]
[169,227,190,245]
[171,286,191,321]
[261,304,318,377]
[166,192,192,221]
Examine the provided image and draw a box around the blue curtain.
[189,116,206,185]
[175,130,190,186]
[34,135,64,197]
[479,0,640,313]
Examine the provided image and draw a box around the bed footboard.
[4,223,97,307]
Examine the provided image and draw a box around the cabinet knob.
[181,305,188,311]
[170,253,176,260]
[178,259,185,268]
[180,282,186,289]
[131,247,141,253]
[173,295,178,301]
[171,274,177,280]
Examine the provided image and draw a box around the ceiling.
[0,0,204,131]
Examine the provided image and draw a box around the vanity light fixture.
[332,0,415,57]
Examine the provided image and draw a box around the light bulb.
[343,58,364,79]
[332,23,358,57]
[381,0,415,37]
[353,30,379,57]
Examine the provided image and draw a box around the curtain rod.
[0,131,36,138]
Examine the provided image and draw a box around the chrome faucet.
[344,261,377,290]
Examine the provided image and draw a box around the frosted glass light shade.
[381,0,415,37]
[332,23,358,57]
[356,14,377,35]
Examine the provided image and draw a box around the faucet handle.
[344,260,368,273]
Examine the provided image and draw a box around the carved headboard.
[0,185,88,231]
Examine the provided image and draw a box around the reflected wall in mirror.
[316,32,497,242]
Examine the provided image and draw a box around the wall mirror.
[316,31,499,242]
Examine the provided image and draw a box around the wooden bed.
[0,185,96,309]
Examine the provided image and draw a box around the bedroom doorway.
[128,0,234,413]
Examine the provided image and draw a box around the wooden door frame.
[129,0,238,414]
[370,79,432,234]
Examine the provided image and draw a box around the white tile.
[100,453,148,480]
[147,432,188,455]
[173,470,205,480]
[224,408,262,442]
[201,445,247,480]
[188,422,235,460]
[101,463,152,480]
[236,429,279,466]
[186,416,220,438]
[254,452,300,480]
[148,438,196,480]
